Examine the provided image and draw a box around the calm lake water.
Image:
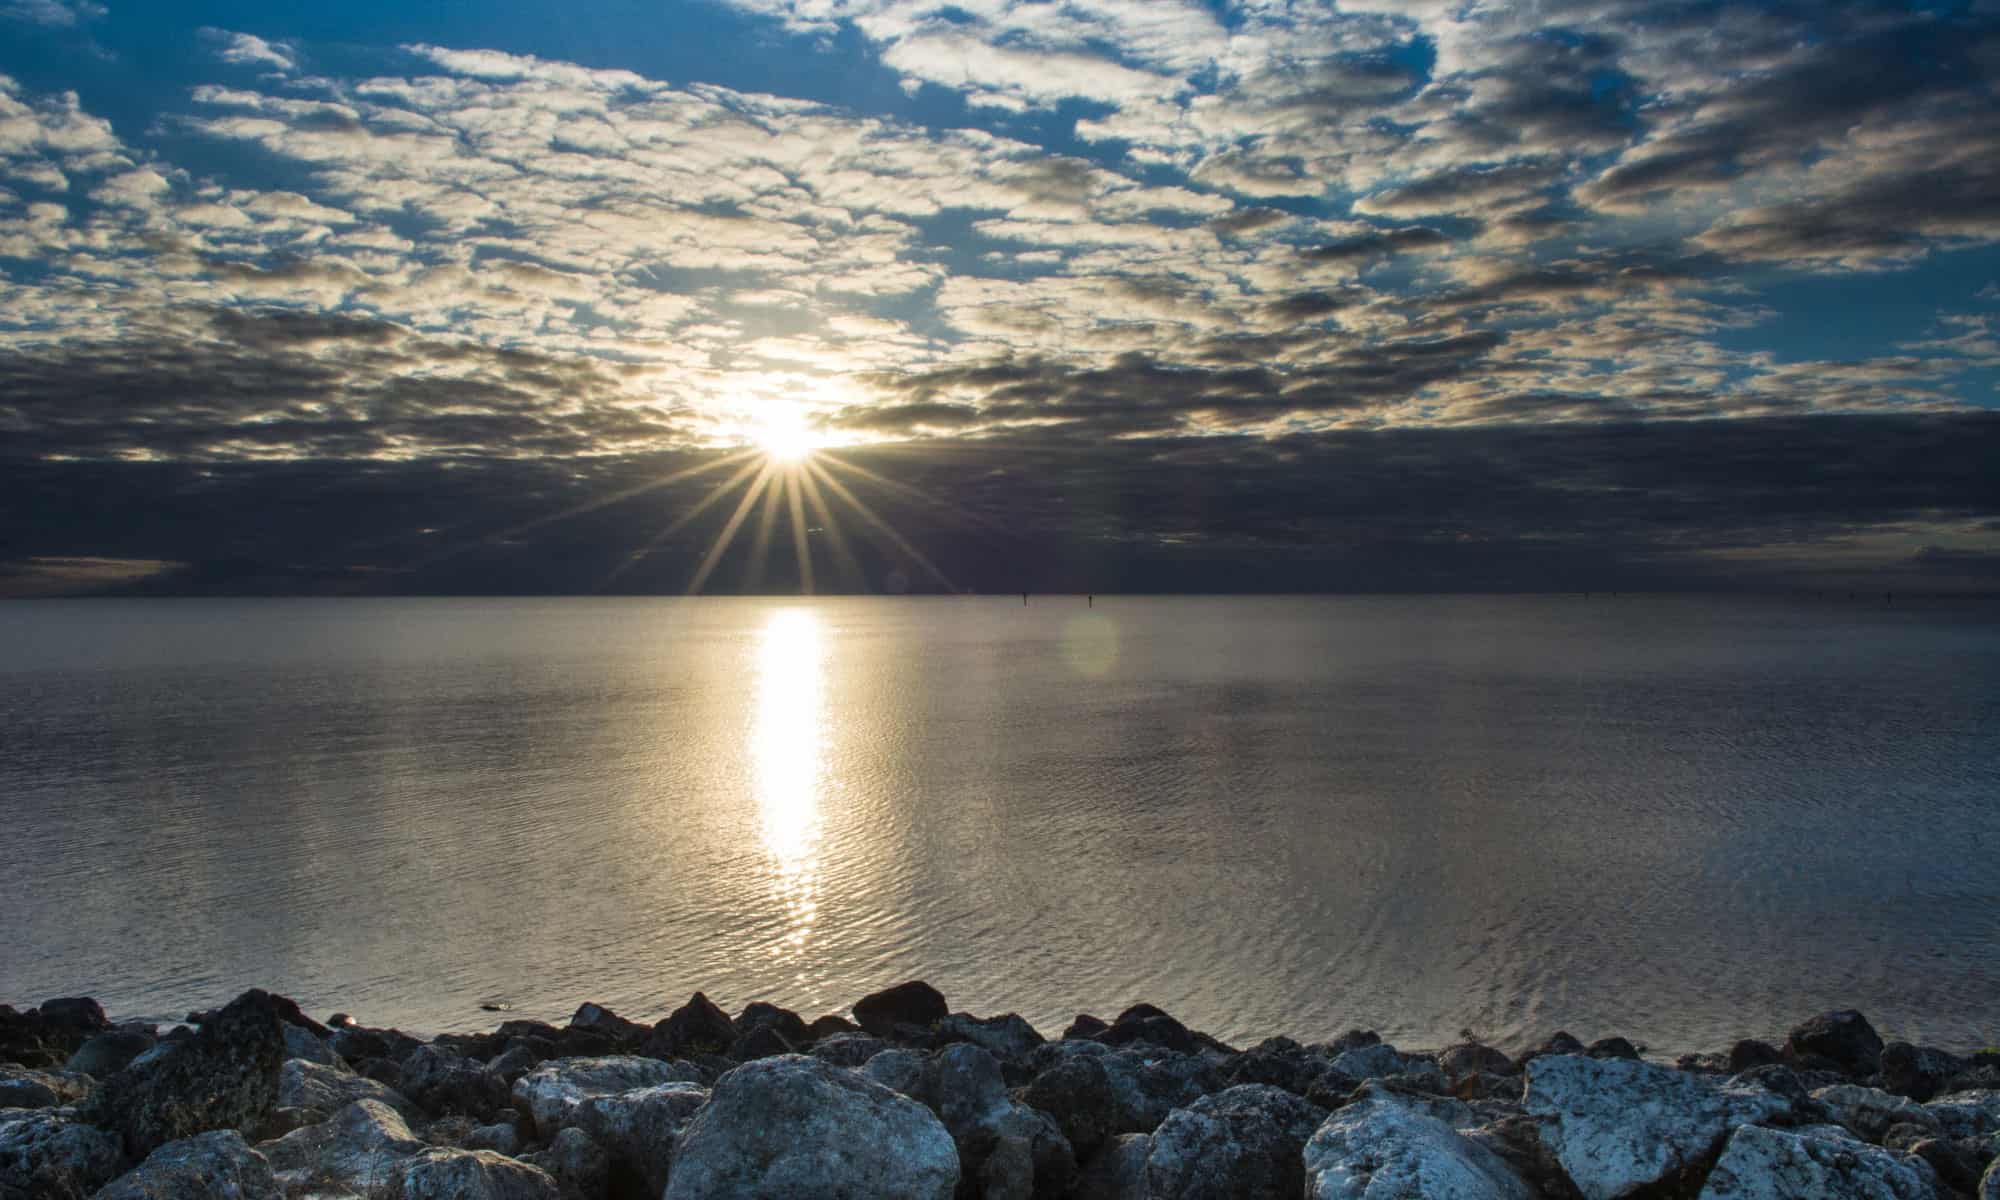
[3,595,1997,1054]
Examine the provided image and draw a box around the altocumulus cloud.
[1,1,1998,593]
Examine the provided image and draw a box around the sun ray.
[804,459,958,592]
[815,450,1013,538]
[598,455,766,589]
[785,471,816,595]
[739,462,789,592]
[687,462,775,594]
[795,466,867,594]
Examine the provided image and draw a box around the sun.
[750,406,819,463]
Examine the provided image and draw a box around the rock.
[0,1064,89,1109]
[1454,1071,1524,1102]
[663,1054,957,1200]
[1074,1133,1150,1200]
[566,1081,709,1199]
[807,1015,859,1040]
[812,1034,892,1068]
[851,981,949,1039]
[1223,1047,1328,1097]
[1333,1043,1446,1091]
[1094,1006,1202,1055]
[397,1147,561,1200]
[570,1003,648,1044]
[1303,1068,1364,1109]
[1908,1136,1983,1194]
[1586,1038,1640,1061]
[270,1057,419,1138]
[85,987,291,1159]
[1926,1089,2000,1138]
[65,1029,156,1079]
[735,1003,810,1047]
[729,1024,794,1062]
[1517,1033,1586,1069]
[1882,1043,1969,1102]
[1019,1050,1120,1157]
[1305,1085,1534,1200]
[1811,1083,1940,1141]
[935,1012,1045,1062]
[0,1108,127,1199]
[860,1047,926,1096]
[1439,1043,1519,1082]
[1524,1053,1790,1200]
[1470,1116,1587,1200]
[331,1026,421,1067]
[1064,1015,1110,1041]
[978,1133,1035,1200]
[1982,1155,2000,1200]
[36,998,110,1037]
[96,1129,280,1200]
[526,1127,610,1200]
[466,1121,522,1157]
[488,1041,546,1084]
[1785,1010,1884,1077]
[913,1043,1074,1196]
[1728,1065,1813,1108]
[1696,1123,1937,1198]
[1143,1083,1325,1200]
[644,994,737,1059]
[1018,1041,1223,1153]
[281,1024,344,1069]
[510,1055,699,1139]
[259,1098,426,1196]
[400,1045,510,1118]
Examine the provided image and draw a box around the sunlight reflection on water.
[753,609,824,962]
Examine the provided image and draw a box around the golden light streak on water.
[751,608,825,961]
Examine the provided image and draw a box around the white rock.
[1304,1085,1533,1200]
[96,1129,281,1200]
[258,1098,426,1196]
[396,1147,560,1199]
[664,1054,957,1200]
[1696,1124,1937,1199]
[1524,1054,1791,1200]
[509,1055,697,1139]
[1810,1084,1941,1140]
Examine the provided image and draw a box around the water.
[2,595,1997,1055]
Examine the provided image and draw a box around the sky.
[3,0,1999,595]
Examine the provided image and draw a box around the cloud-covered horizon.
[4,0,1999,593]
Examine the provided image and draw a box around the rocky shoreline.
[3,984,1997,1198]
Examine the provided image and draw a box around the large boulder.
[0,1108,127,1199]
[1785,1011,1884,1077]
[566,1081,709,1199]
[852,982,949,1039]
[1304,1085,1534,1200]
[1524,1054,1790,1200]
[644,994,737,1059]
[85,988,291,1158]
[400,1045,510,1119]
[511,1055,700,1139]
[271,1057,419,1134]
[0,1065,89,1110]
[95,1129,280,1200]
[663,1054,957,1199]
[397,1147,561,1200]
[1696,1123,1937,1198]
[1142,1083,1325,1200]
[257,1098,426,1196]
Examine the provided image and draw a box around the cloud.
[1,0,103,28]
[203,29,298,73]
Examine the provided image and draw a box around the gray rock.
[1333,1043,1445,1091]
[487,1042,543,1085]
[1524,1053,1790,1200]
[1785,1010,1884,1077]
[400,1046,510,1119]
[913,1043,1074,1196]
[663,1054,957,1200]
[258,1098,427,1197]
[859,1047,926,1096]
[1983,1155,2000,1200]
[273,1058,419,1134]
[1439,1044,1519,1082]
[510,1055,699,1139]
[1305,1085,1534,1200]
[0,1065,89,1110]
[977,1133,1035,1200]
[1882,1043,1968,1102]
[96,1129,281,1200]
[1073,1134,1149,1200]
[1696,1123,1937,1198]
[935,1013,1045,1062]
[0,1107,127,1199]
[465,1121,522,1157]
[644,994,737,1060]
[1810,1083,1941,1141]
[86,988,292,1159]
[1927,1090,2000,1139]
[1142,1083,1325,1200]
[567,1081,708,1198]
[812,1034,892,1068]
[64,1029,156,1080]
[396,1147,561,1200]
[283,1025,345,1070]
[525,1127,609,1200]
